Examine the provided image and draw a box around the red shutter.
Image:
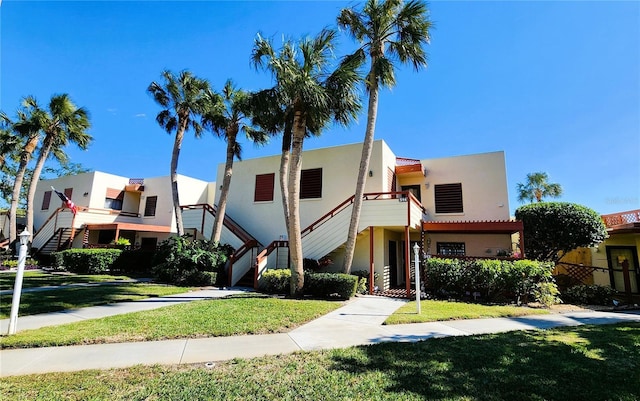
[300,168,322,199]
[42,191,52,210]
[254,173,275,202]
[434,183,463,213]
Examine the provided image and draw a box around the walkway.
[2,290,640,377]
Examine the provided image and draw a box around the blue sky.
[1,1,638,216]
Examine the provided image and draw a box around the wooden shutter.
[254,173,275,202]
[300,168,322,199]
[41,191,52,210]
[144,196,158,216]
[62,188,73,206]
[387,168,396,199]
[434,183,463,213]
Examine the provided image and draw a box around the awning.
[422,220,523,234]
[85,223,171,233]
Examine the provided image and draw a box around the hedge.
[259,269,358,300]
[111,249,156,275]
[51,249,122,274]
[423,258,557,304]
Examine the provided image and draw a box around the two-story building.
[32,139,523,292]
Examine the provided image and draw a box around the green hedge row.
[424,258,558,304]
[51,249,123,274]
[259,269,358,300]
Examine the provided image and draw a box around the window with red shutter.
[300,168,322,199]
[434,183,463,213]
[254,173,275,202]
[42,191,52,210]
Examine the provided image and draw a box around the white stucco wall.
[418,151,510,222]
[216,140,390,245]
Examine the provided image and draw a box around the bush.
[259,269,292,294]
[111,249,156,276]
[305,272,358,300]
[533,282,562,307]
[51,249,122,274]
[424,257,558,305]
[515,202,607,262]
[562,284,617,305]
[151,235,234,286]
[351,270,380,294]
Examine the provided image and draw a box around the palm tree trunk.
[288,109,305,297]
[171,122,186,237]
[279,124,292,231]
[342,72,380,274]
[26,136,54,237]
[9,135,39,243]
[211,129,237,243]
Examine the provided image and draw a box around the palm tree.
[148,70,217,236]
[338,0,432,274]
[203,80,269,243]
[0,112,21,170]
[252,29,361,296]
[25,94,92,236]
[517,172,563,203]
[8,97,42,242]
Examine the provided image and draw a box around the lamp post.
[7,229,30,335]
[413,242,421,314]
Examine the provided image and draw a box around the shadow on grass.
[329,322,640,401]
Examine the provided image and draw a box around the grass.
[0,283,188,318]
[385,300,550,325]
[1,322,638,400]
[0,295,342,348]
[0,271,137,290]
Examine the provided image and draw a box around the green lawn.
[385,300,550,325]
[0,271,138,290]
[0,295,342,348]
[2,322,638,400]
[0,283,188,319]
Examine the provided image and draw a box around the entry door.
[389,241,398,288]
[401,185,421,202]
[606,246,640,294]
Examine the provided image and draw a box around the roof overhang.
[422,220,523,234]
[86,222,171,233]
[606,222,640,235]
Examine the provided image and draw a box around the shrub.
[259,269,291,294]
[151,235,234,286]
[51,249,122,274]
[424,257,557,304]
[304,272,358,300]
[562,284,617,305]
[351,270,380,294]
[515,202,607,262]
[111,249,156,276]
[533,282,562,307]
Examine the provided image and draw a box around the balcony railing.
[601,209,640,228]
[395,157,425,176]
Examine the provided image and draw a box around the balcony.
[395,157,425,177]
[601,209,640,233]
[125,178,145,192]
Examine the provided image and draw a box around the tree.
[252,29,361,296]
[8,97,42,242]
[515,202,607,263]
[25,94,92,236]
[203,80,269,243]
[0,113,20,170]
[148,70,218,236]
[338,0,432,274]
[516,172,562,203]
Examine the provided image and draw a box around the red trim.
[422,220,523,234]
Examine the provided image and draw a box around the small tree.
[515,202,607,263]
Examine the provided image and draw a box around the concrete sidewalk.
[2,293,640,377]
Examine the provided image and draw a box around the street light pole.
[413,242,421,314]
[7,229,30,335]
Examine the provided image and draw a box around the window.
[434,183,463,213]
[300,168,322,199]
[104,188,124,210]
[437,242,465,256]
[104,198,123,210]
[254,173,275,202]
[144,196,158,216]
[41,191,52,210]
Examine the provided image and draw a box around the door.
[389,241,398,288]
[401,185,421,202]
[606,246,640,294]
